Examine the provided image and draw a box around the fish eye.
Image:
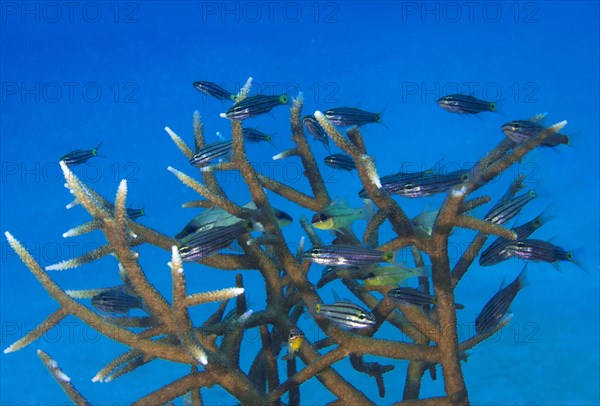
[567,252,573,260]
[358,314,366,320]
[461,173,470,182]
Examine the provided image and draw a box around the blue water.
[1,1,598,404]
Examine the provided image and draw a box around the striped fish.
[484,190,536,225]
[178,220,260,262]
[501,117,569,147]
[126,207,145,220]
[324,153,355,171]
[323,107,382,127]
[242,127,275,147]
[224,94,288,120]
[504,239,576,267]
[303,244,394,268]
[475,268,527,335]
[189,140,233,167]
[395,169,470,198]
[60,143,102,166]
[479,210,552,266]
[316,301,375,329]
[387,287,465,309]
[192,81,235,101]
[437,94,496,114]
[303,115,330,150]
[91,288,143,314]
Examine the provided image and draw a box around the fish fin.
[529,112,548,123]
[216,131,225,141]
[490,99,507,117]
[516,265,530,289]
[420,265,432,278]
[332,227,346,235]
[377,108,390,131]
[567,247,588,273]
[93,142,106,158]
[498,276,507,290]
[331,289,343,303]
[551,261,563,273]
[361,199,376,223]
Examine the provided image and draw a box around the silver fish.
[324,153,355,171]
[475,268,527,334]
[189,140,233,167]
[437,94,496,114]
[91,288,143,314]
[323,107,382,127]
[193,81,235,101]
[60,143,102,166]
[316,301,375,329]
[179,220,261,261]
[303,244,394,268]
[225,94,288,120]
[484,190,536,225]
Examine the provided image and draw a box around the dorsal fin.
[528,112,547,123]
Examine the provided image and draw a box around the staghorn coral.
[3,84,568,405]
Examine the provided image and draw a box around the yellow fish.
[311,199,372,232]
[281,328,304,360]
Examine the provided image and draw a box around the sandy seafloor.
[1,1,599,405]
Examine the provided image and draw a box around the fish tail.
[516,265,530,290]
[361,199,376,222]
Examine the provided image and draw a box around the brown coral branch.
[37,349,90,406]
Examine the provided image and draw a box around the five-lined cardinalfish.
[126,207,146,221]
[189,140,233,168]
[311,199,373,232]
[483,190,537,225]
[192,81,235,101]
[324,153,356,171]
[302,114,330,150]
[387,287,465,309]
[504,239,579,270]
[501,113,570,147]
[91,288,144,314]
[323,107,383,127]
[60,143,102,166]
[223,94,288,120]
[281,328,305,360]
[475,267,528,335]
[178,219,263,262]
[315,301,376,329]
[479,209,553,266]
[303,244,395,268]
[437,94,496,114]
[242,127,276,148]
[398,169,470,198]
